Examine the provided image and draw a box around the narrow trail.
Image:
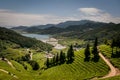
[0,58,18,79]
[97,47,120,79]
[0,58,16,69]
[0,68,18,79]
[0,69,8,73]
[30,52,33,60]
[99,53,120,79]
[5,58,15,69]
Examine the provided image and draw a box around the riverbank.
[21,33,66,50]
[41,38,66,50]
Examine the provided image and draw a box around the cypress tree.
[111,39,115,57]
[84,44,90,62]
[45,58,49,68]
[52,55,56,66]
[67,45,74,63]
[92,37,99,62]
[55,53,59,65]
[60,51,65,64]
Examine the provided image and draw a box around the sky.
[0,0,120,27]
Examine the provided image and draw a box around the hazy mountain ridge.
[11,20,105,31]
[11,20,120,40]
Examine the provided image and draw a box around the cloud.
[0,9,78,27]
[78,8,102,16]
[0,8,120,27]
[78,8,120,23]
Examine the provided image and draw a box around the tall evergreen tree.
[55,53,59,65]
[52,55,56,66]
[84,44,90,62]
[60,51,65,64]
[111,39,115,57]
[92,37,99,62]
[45,58,49,68]
[111,34,120,58]
[67,45,74,63]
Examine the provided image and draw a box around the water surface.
[22,33,50,41]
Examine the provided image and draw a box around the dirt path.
[30,52,33,60]
[98,52,120,79]
[0,58,15,69]
[4,58,15,69]
[0,69,8,73]
[0,68,18,79]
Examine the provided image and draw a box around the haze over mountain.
[11,20,106,30]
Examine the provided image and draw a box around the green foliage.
[45,58,49,68]
[59,51,66,64]
[21,54,31,61]
[67,45,74,63]
[39,49,109,80]
[110,33,120,58]
[99,45,120,69]
[0,48,24,60]
[55,53,59,65]
[28,60,39,70]
[84,44,90,61]
[0,27,52,51]
[0,48,110,80]
[58,38,85,46]
[45,51,66,68]
[92,37,99,62]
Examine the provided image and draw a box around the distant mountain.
[23,24,55,33]
[11,26,28,31]
[30,24,55,29]
[27,20,108,35]
[55,20,98,28]
[58,23,120,40]
[11,20,120,40]
[25,22,120,41]
[11,20,106,32]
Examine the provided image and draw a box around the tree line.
[15,51,39,70]
[84,37,100,62]
[45,45,74,68]
[111,33,120,58]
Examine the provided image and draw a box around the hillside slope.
[0,27,52,50]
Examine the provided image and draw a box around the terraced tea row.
[39,50,109,80]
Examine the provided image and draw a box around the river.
[21,33,66,49]
[21,33,50,41]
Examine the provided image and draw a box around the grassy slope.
[0,71,17,80]
[58,38,85,46]
[0,27,52,50]
[0,48,25,60]
[39,49,109,80]
[0,60,41,80]
[0,48,109,80]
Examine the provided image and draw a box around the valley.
[1,21,120,80]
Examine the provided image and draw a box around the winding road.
[97,48,120,79]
